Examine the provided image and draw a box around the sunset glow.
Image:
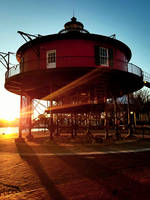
[0,111,18,121]
[0,91,20,121]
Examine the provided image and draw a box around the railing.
[143,71,150,83]
[128,63,143,77]
[5,57,143,80]
[5,64,20,79]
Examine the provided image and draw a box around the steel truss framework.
[19,85,134,141]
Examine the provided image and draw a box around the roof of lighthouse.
[16,17,132,61]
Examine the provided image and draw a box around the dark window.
[20,57,24,72]
[108,48,113,67]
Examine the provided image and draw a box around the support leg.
[104,97,109,140]
[19,94,23,139]
[26,96,33,141]
[127,94,134,138]
[16,93,25,142]
[113,97,120,140]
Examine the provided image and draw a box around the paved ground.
[0,132,150,199]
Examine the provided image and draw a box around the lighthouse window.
[99,47,108,66]
[48,52,55,63]
[95,46,110,66]
[47,50,56,68]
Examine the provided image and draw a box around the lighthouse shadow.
[15,140,66,200]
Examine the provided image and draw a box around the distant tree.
[131,89,150,123]
[37,114,47,125]
[132,89,150,112]
[38,114,46,120]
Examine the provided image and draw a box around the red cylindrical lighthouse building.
[5,17,144,139]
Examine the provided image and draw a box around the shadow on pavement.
[38,137,150,200]
[15,140,66,200]
[15,136,150,200]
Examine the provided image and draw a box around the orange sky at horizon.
[0,77,20,121]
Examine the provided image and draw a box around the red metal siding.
[41,39,95,68]
[114,49,128,71]
[21,38,129,72]
[21,45,40,72]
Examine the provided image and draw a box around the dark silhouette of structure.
[4,17,150,139]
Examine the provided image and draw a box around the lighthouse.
[5,17,144,139]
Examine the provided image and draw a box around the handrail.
[5,57,143,80]
[143,71,150,83]
[5,64,20,79]
[128,62,143,78]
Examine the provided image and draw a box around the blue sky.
[0,0,150,119]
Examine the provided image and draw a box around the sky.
[0,0,150,120]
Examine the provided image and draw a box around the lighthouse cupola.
[59,17,89,34]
